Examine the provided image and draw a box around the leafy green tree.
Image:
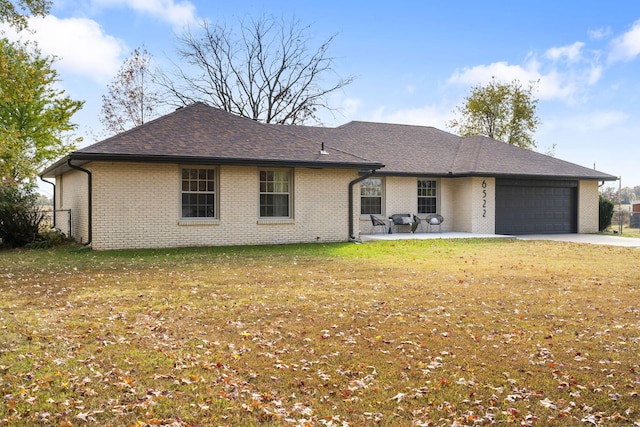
[0,38,84,184]
[448,78,540,150]
[0,0,50,31]
[100,47,164,135]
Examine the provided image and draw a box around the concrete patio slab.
[360,232,509,242]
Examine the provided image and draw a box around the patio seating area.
[368,213,445,235]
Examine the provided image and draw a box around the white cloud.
[316,95,362,125]
[589,27,611,40]
[447,42,604,104]
[446,60,566,101]
[545,42,584,62]
[341,97,362,117]
[545,110,629,132]
[587,65,603,85]
[576,110,628,130]
[447,61,539,86]
[90,0,197,29]
[370,104,453,129]
[1,15,126,83]
[608,19,640,63]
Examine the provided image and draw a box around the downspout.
[67,159,92,246]
[39,176,56,229]
[348,170,377,241]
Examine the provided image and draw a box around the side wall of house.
[423,177,496,234]
[471,177,496,234]
[56,168,89,244]
[578,180,599,233]
[450,178,472,232]
[88,162,356,250]
[384,177,416,215]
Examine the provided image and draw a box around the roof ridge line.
[79,102,203,151]
[268,122,378,163]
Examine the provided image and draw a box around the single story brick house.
[40,102,617,250]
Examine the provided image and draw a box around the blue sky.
[4,0,640,192]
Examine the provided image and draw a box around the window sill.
[178,219,220,226]
[257,218,295,225]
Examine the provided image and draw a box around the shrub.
[599,195,614,231]
[25,228,68,249]
[0,184,46,248]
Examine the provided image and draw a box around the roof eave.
[458,171,619,181]
[488,173,618,181]
[363,170,618,181]
[40,153,383,177]
[40,155,76,178]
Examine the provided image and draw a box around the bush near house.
[0,184,44,248]
[0,184,63,248]
[599,195,614,231]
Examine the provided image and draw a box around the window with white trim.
[417,179,437,214]
[181,168,216,218]
[259,169,291,217]
[360,178,383,215]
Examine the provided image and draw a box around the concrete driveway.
[361,232,640,247]
[515,233,640,247]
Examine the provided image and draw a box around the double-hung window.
[181,168,216,218]
[360,178,383,215]
[417,179,437,214]
[260,169,291,217]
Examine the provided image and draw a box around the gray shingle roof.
[451,135,611,179]
[42,102,617,181]
[76,103,379,167]
[333,121,462,176]
[281,121,617,180]
[41,103,381,177]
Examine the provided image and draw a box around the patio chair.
[425,214,444,232]
[413,215,425,232]
[370,215,388,234]
[391,214,414,233]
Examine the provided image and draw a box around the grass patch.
[1,239,639,426]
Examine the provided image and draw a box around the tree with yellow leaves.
[0,38,83,183]
[0,0,50,31]
[448,78,540,151]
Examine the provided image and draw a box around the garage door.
[495,179,577,235]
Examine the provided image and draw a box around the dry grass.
[618,226,640,238]
[1,239,639,426]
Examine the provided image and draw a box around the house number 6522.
[482,180,487,218]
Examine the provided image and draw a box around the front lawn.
[1,239,639,426]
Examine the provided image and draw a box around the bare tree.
[157,15,354,125]
[100,47,164,135]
